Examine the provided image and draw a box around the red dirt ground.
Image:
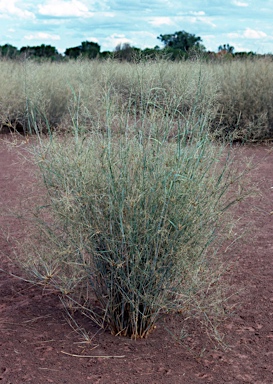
[0,134,272,384]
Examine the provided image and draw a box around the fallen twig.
[60,351,125,359]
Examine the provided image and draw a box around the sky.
[0,0,273,54]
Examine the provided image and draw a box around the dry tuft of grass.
[3,57,256,340]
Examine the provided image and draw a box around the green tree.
[64,46,81,59]
[80,41,100,58]
[100,50,112,59]
[20,44,59,60]
[157,30,204,53]
[114,43,140,61]
[141,46,161,60]
[65,41,100,59]
[0,44,18,59]
[218,44,234,54]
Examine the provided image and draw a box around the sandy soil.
[0,134,272,384]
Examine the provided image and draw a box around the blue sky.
[0,0,273,54]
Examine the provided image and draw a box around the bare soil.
[0,134,272,384]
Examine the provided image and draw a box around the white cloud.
[232,0,249,6]
[202,34,217,40]
[148,14,215,28]
[0,0,35,19]
[42,19,67,25]
[228,28,267,40]
[86,36,99,43]
[243,28,267,39]
[189,11,206,16]
[134,31,157,39]
[130,31,158,48]
[24,32,60,41]
[233,43,251,51]
[97,31,157,51]
[227,32,240,38]
[186,16,216,28]
[38,0,94,18]
[148,16,174,26]
[100,12,115,17]
[103,34,132,50]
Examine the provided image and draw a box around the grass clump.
[20,107,246,340]
[214,58,273,141]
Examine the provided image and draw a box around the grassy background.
[1,58,272,141]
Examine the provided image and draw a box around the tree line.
[0,30,261,61]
